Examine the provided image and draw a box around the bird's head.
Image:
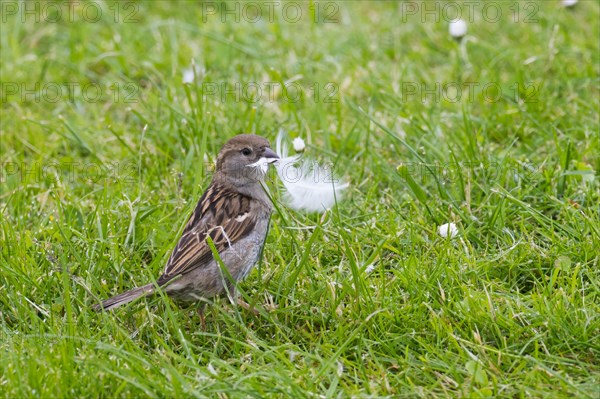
[215,134,280,185]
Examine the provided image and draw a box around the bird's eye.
[241,148,252,156]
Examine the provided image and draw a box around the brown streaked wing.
[158,186,255,284]
[180,184,214,236]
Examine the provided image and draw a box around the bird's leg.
[197,303,206,330]
[236,297,259,315]
[227,285,259,315]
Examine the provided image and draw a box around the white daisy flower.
[292,137,306,152]
[449,19,467,39]
[438,222,458,238]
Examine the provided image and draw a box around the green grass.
[1,1,599,397]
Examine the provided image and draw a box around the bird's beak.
[262,147,280,162]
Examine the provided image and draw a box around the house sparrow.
[92,134,280,317]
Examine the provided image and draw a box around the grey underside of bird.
[91,220,268,311]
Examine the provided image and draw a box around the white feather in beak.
[247,157,278,176]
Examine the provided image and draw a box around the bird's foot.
[236,298,260,315]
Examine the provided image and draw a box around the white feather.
[275,130,349,212]
[247,157,277,176]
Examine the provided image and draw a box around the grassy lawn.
[1,1,599,397]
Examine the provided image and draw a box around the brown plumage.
[92,134,279,312]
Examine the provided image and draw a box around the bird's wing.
[158,184,256,284]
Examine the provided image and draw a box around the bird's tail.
[92,284,155,311]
